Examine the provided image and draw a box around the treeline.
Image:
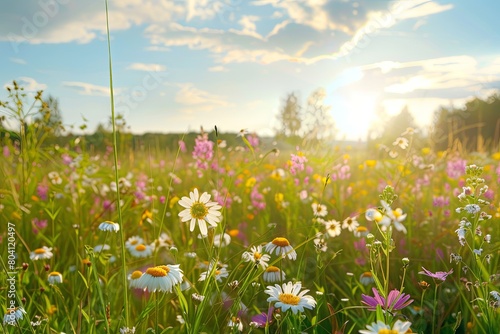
[2,79,500,153]
[430,94,500,152]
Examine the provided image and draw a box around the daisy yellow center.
[254,252,262,260]
[155,265,171,274]
[49,271,61,276]
[393,209,402,218]
[215,270,221,275]
[272,237,290,247]
[357,226,368,232]
[361,271,372,277]
[190,202,208,219]
[279,293,300,305]
[146,267,167,277]
[130,239,138,245]
[131,271,143,279]
[266,266,279,272]
[378,330,398,334]
[345,218,353,225]
[135,244,147,251]
[35,248,46,254]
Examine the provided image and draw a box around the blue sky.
[1,0,500,140]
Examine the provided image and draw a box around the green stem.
[104,0,129,327]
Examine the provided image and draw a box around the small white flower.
[178,188,222,236]
[47,271,63,284]
[393,137,409,149]
[30,246,53,261]
[312,203,328,217]
[135,265,183,293]
[265,237,296,260]
[3,307,27,325]
[324,219,342,237]
[199,261,229,282]
[263,266,286,283]
[128,243,154,258]
[265,281,316,314]
[342,216,359,232]
[213,233,231,248]
[359,320,412,334]
[242,245,271,269]
[120,327,136,334]
[98,221,120,232]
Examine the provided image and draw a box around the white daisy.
[263,266,286,283]
[120,327,136,334]
[265,237,297,260]
[359,320,412,334]
[178,188,222,236]
[128,243,154,258]
[393,137,409,150]
[3,307,27,325]
[324,220,342,238]
[30,246,53,261]
[342,216,359,232]
[125,236,144,251]
[48,171,62,185]
[228,316,243,332]
[128,270,143,289]
[199,261,229,282]
[213,233,231,248]
[135,264,183,293]
[242,245,271,269]
[98,220,120,232]
[47,271,63,284]
[265,281,316,314]
[311,203,328,217]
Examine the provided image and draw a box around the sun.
[332,91,379,141]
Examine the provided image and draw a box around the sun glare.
[344,92,379,140]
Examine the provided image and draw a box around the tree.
[38,94,64,135]
[302,88,335,147]
[275,93,302,143]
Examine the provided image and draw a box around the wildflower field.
[1,81,500,334]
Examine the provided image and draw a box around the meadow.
[1,91,500,334]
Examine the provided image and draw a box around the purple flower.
[251,307,274,328]
[361,288,413,312]
[419,267,453,281]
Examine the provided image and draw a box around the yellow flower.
[365,160,377,168]
[421,147,431,155]
[245,177,256,188]
[169,196,179,209]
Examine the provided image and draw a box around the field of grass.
[1,118,499,333]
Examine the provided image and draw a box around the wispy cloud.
[175,83,229,112]
[127,63,166,71]
[208,65,227,72]
[63,81,116,96]
[10,57,26,65]
[4,77,46,91]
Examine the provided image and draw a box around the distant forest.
[2,81,500,153]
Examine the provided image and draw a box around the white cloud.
[127,63,166,71]
[360,56,497,95]
[10,57,26,64]
[4,77,47,91]
[145,22,291,65]
[396,1,454,20]
[175,83,229,110]
[208,65,227,72]
[266,20,290,39]
[0,0,184,45]
[63,81,115,97]
[186,0,225,21]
